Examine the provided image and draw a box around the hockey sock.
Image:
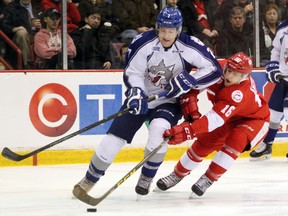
[206,145,239,181]
[263,128,278,143]
[86,134,126,183]
[142,118,170,178]
[141,160,163,178]
[174,144,204,177]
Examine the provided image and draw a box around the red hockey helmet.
[226,52,253,74]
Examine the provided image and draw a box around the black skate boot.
[250,142,272,161]
[156,172,183,191]
[190,174,213,198]
[135,174,153,196]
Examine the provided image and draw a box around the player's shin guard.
[136,118,170,196]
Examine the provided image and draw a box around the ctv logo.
[29,83,122,137]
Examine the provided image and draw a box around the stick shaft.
[73,138,168,206]
[279,74,288,78]
[1,108,130,161]
[1,91,167,162]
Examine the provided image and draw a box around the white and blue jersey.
[270,20,288,75]
[268,20,288,112]
[123,30,222,109]
[271,19,288,77]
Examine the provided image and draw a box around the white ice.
[0,158,287,216]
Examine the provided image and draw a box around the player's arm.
[164,100,239,144]
[180,89,201,122]
[266,24,285,83]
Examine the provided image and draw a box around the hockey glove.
[163,122,196,145]
[165,70,197,98]
[180,90,201,122]
[266,61,281,83]
[125,87,148,115]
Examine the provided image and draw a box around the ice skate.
[190,174,213,198]
[156,172,183,191]
[135,174,153,200]
[250,142,272,161]
[72,177,95,201]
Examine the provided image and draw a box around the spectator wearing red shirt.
[177,0,220,51]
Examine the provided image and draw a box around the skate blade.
[249,154,271,162]
[152,186,164,192]
[136,194,143,201]
[189,192,199,199]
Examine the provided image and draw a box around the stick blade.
[1,147,24,162]
[72,185,102,206]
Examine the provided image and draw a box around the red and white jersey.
[191,76,270,133]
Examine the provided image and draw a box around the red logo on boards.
[29,83,77,137]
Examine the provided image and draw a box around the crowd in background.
[0,0,287,70]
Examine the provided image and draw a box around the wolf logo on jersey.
[147,59,175,88]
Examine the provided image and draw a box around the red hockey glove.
[163,122,196,145]
[180,91,201,122]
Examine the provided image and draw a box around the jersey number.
[221,105,235,117]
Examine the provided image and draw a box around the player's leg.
[73,110,146,195]
[192,120,268,197]
[250,81,287,160]
[135,118,170,195]
[75,134,127,193]
[156,126,228,191]
[156,139,214,191]
[135,103,182,195]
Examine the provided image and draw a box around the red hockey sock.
[206,145,239,181]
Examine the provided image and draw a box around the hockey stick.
[1,91,168,162]
[72,138,169,206]
[279,74,288,79]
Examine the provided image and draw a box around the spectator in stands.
[260,4,280,66]
[0,0,12,32]
[278,0,288,21]
[77,0,119,39]
[215,6,253,58]
[111,0,158,44]
[166,0,178,8]
[177,0,220,51]
[214,0,254,34]
[0,0,12,57]
[217,0,224,6]
[0,0,13,14]
[0,0,42,69]
[40,0,81,32]
[260,0,288,21]
[34,8,76,69]
[70,7,112,69]
[119,43,128,69]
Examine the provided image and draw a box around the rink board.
[0,69,287,166]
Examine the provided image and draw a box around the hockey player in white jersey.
[250,19,288,160]
[72,6,222,202]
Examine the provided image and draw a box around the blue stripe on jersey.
[178,33,223,85]
[276,19,288,32]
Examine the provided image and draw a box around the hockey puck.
[87,208,97,212]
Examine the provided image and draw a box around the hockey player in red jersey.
[156,52,270,197]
